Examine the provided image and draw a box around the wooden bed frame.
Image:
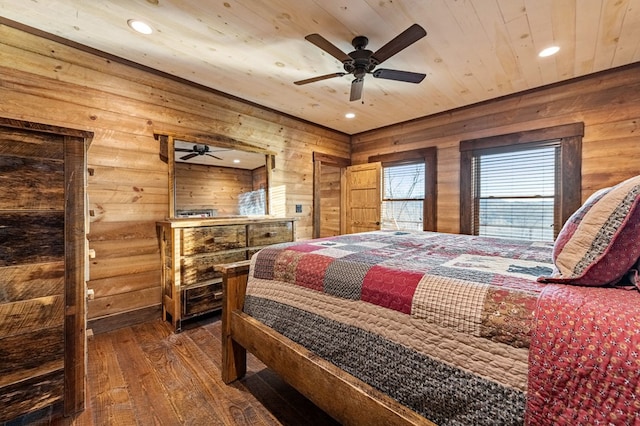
[218,261,434,426]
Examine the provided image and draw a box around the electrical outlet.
[295,204,302,213]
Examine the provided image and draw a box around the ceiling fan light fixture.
[127,19,153,35]
[538,46,560,57]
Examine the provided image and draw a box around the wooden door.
[312,153,351,238]
[0,119,90,421]
[345,162,382,234]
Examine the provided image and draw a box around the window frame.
[459,123,584,236]
[369,147,437,231]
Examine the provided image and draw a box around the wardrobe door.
[0,121,89,421]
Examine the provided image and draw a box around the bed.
[221,175,640,425]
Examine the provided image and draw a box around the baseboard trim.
[88,305,161,335]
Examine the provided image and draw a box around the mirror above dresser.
[155,132,276,219]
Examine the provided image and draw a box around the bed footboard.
[219,260,433,425]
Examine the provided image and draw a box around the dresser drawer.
[181,250,247,285]
[183,281,223,316]
[247,221,294,246]
[181,225,246,255]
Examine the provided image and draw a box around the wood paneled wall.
[175,163,257,215]
[0,24,350,325]
[318,164,342,237]
[352,63,640,234]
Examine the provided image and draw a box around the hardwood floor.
[8,315,339,425]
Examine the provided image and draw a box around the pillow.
[538,175,640,286]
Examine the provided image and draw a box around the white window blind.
[382,162,425,231]
[472,142,559,241]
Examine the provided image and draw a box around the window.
[382,162,425,231]
[473,142,558,240]
[460,123,584,241]
[369,147,437,232]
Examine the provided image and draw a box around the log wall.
[352,63,640,234]
[0,23,350,325]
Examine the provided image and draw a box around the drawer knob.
[266,232,278,237]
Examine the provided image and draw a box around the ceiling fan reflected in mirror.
[175,144,224,161]
[294,24,427,101]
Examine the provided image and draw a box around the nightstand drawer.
[183,281,223,316]
[181,225,246,255]
[247,221,294,246]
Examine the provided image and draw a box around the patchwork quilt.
[527,284,640,425]
[243,230,640,425]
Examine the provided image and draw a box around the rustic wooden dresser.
[157,217,295,331]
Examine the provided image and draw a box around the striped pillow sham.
[538,175,640,286]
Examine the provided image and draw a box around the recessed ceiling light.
[233,159,240,164]
[345,112,356,119]
[127,19,153,35]
[538,46,560,57]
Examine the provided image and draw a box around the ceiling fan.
[175,144,223,161]
[294,24,427,101]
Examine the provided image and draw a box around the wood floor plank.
[7,316,338,426]
[108,326,186,425]
[133,321,228,425]
[139,323,264,424]
[166,332,268,424]
[85,329,137,425]
[192,317,339,425]
[240,368,340,426]
[178,318,287,425]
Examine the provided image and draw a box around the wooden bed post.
[218,260,251,384]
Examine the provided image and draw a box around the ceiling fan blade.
[373,68,426,83]
[175,148,193,152]
[350,78,364,102]
[305,34,352,63]
[205,153,223,160]
[180,153,197,161]
[294,72,346,85]
[371,24,427,64]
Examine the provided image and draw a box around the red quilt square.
[361,265,422,314]
[295,254,334,291]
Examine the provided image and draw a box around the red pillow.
[538,175,640,286]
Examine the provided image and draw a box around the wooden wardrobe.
[0,118,91,421]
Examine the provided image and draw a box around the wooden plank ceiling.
[1,0,639,134]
